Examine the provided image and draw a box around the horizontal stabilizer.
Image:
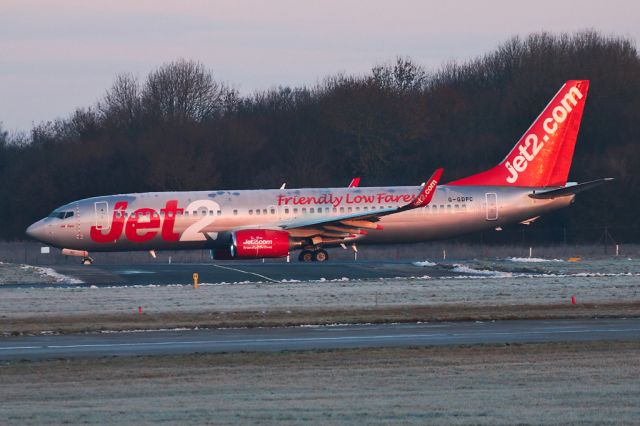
[519,216,540,225]
[529,178,613,199]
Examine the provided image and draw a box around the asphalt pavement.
[23,260,455,287]
[2,318,639,361]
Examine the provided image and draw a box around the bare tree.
[99,73,141,128]
[141,59,232,123]
[372,57,427,92]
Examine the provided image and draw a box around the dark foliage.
[1,31,639,241]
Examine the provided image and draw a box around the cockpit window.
[48,211,74,220]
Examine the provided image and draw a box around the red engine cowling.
[215,229,291,260]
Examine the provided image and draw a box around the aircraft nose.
[26,220,47,241]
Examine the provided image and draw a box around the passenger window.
[217,210,222,216]
[249,210,253,215]
[285,208,290,214]
[293,208,298,214]
[340,207,344,213]
[270,208,275,214]
[332,208,337,213]
[256,209,261,215]
[233,209,238,215]
[348,207,352,213]
[302,208,307,214]
[356,207,360,211]
[310,208,315,213]
[263,209,267,215]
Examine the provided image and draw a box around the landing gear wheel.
[298,250,314,262]
[313,249,329,262]
[81,257,93,265]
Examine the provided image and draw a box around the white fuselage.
[26,185,573,252]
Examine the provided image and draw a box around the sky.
[1,0,638,133]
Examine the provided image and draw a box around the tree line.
[1,30,639,242]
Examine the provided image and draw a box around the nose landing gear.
[61,248,94,265]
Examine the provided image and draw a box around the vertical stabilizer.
[449,80,589,187]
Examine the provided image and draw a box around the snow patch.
[32,266,84,284]
[451,264,513,278]
[505,257,564,263]
[413,260,437,267]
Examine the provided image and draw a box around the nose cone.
[26,220,47,242]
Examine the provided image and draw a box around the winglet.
[348,177,361,188]
[403,168,443,210]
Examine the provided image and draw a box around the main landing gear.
[298,248,329,262]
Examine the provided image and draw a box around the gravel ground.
[3,303,640,336]
[2,258,640,334]
[1,342,639,425]
[0,262,78,285]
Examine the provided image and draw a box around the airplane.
[26,80,611,264]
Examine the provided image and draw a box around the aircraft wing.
[274,169,443,240]
[529,178,613,199]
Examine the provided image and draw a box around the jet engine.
[213,229,292,260]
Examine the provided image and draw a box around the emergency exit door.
[485,193,498,221]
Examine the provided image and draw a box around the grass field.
[1,342,639,424]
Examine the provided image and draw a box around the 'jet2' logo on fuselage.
[504,86,583,184]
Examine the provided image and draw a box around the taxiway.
[2,318,639,361]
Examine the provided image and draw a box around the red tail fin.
[449,80,589,187]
